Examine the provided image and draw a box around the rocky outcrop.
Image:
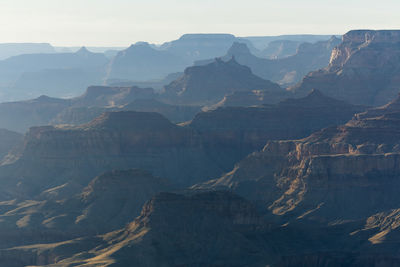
[162,57,284,105]
[291,30,400,106]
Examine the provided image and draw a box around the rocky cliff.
[0,111,224,199]
[291,30,400,106]
[196,92,400,228]
[189,89,366,168]
[1,90,365,199]
[187,92,400,264]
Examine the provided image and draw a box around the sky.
[0,0,398,46]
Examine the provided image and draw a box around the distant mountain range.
[0,56,285,132]
[196,36,341,86]
[0,34,336,102]
[105,34,260,83]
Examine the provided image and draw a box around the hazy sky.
[0,0,398,46]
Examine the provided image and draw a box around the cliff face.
[187,93,400,262]
[189,89,366,168]
[196,93,400,225]
[0,111,223,198]
[329,30,400,69]
[1,90,365,199]
[292,30,400,106]
[162,58,284,105]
